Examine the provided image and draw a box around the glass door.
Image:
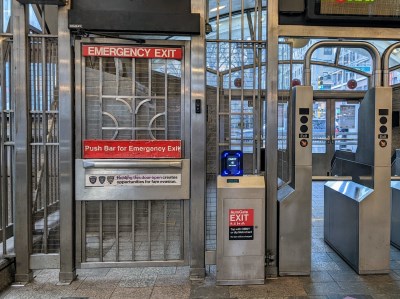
[312,99,360,176]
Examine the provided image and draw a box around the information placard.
[228,209,254,240]
[85,174,181,187]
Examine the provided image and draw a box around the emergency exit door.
[312,99,360,176]
[75,40,191,266]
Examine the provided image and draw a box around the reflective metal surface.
[324,87,392,274]
[278,86,313,276]
[13,1,33,283]
[216,175,265,285]
[266,0,279,278]
[391,181,400,249]
[190,0,206,280]
[75,159,190,201]
[58,2,76,282]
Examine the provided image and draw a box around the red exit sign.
[82,45,182,60]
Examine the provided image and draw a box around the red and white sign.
[229,209,254,227]
[83,140,182,159]
[82,45,182,60]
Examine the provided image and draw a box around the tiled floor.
[2,182,400,298]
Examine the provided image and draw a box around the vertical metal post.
[147,201,151,260]
[266,0,279,278]
[190,0,206,280]
[0,41,6,255]
[13,0,32,284]
[116,201,119,262]
[58,3,76,283]
[163,201,167,261]
[131,201,135,261]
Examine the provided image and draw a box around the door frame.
[311,92,364,178]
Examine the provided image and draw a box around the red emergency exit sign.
[229,209,254,226]
[82,45,182,60]
[83,140,182,159]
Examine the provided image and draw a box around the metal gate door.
[75,40,190,267]
[312,99,361,176]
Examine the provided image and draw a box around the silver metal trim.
[80,260,186,269]
[82,160,182,169]
[382,42,400,87]
[58,2,76,282]
[304,41,381,87]
[266,0,279,278]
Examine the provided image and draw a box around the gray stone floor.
[2,182,400,298]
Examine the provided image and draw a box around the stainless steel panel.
[323,87,391,274]
[190,0,206,280]
[359,167,390,274]
[217,175,265,285]
[356,88,392,167]
[278,86,312,276]
[13,1,33,283]
[278,166,312,275]
[391,181,400,249]
[75,159,190,200]
[324,183,359,270]
[58,3,76,282]
[266,0,279,278]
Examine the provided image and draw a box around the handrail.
[82,160,183,169]
[304,41,381,87]
[381,42,400,87]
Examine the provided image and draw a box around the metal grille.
[205,2,267,250]
[29,36,60,254]
[81,50,185,264]
[84,56,182,141]
[83,200,184,262]
[278,43,293,185]
[0,38,14,257]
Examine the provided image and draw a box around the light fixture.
[205,22,213,35]
[210,5,226,12]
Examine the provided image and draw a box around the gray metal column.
[266,0,279,278]
[13,1,33,283]
[58,3,76,283]
[278,86,313,275]
[190,0,206,280]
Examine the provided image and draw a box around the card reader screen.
[220,150,243,176]
[227,156,239,173]
[299,108,310,115]
[379,109,389,116]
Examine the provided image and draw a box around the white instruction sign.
[85,174,181,187]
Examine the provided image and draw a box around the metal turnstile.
[278,86,313,275]
[391,181,400,249]
[216,175,265,285]
[325,87,392,274]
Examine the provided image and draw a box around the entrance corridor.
[2,182,400,298]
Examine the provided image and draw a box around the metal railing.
[0,38,14,257]
[28,35,60,254]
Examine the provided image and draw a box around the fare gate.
[74,41,191,267]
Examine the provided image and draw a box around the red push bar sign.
[82,45,182,60]
[83,140,182,159]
